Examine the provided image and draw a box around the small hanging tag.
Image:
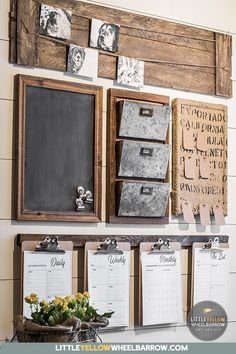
[200,157,210,179]
[184,156,195,179]
[182,201,195,223]
[182,129,194,150]
[199,204,211,226]
[213,204,225,225]
[196,132,208,151]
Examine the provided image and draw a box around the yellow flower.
[75,292,83,301]
[53,298,62,306]
[63,299,68,306]
[25,293,39,304]
[63,304,69,311]
[83,291,90,299]
[24,295,32,304]
[55,296,63,301]
[40,300,47,307]
[65,295,75,303]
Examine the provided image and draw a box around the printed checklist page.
[141,251,183,326]
[88,251,130,327]
[193,247,229,313]
[23,251,72,318]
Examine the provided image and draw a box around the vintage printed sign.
[172,98,228,216]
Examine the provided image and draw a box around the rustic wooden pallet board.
[17,234,229,247]
[9,0,232,97]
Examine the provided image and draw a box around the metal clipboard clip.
[95,238,123,255]
[149,238,175,254]
[201,237,222,253]
[35,236,65,253]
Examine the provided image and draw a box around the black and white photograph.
[90,18,120,52]
[39,4,72,40]
[117,56,144,88]
[67,45,98,79]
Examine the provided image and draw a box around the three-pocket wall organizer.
[107,89,171,224]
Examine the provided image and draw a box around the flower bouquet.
[13,292,113,342]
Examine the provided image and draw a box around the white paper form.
[87,251,130,327]
[141,251,183,326]
[193,248,229,313]
[23,251,72,318]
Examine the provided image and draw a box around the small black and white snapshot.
[67,45,98,78]
[90,18,120,52]
[39,4,72,40]
[117,56,144,88]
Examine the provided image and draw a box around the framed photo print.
[90,18,120,52]
[117,56,144,88]
[39,4,72,40]
[67,45,98,78]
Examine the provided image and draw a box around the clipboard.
[191,237,229,309]
[84,238,131,328]
[139,239,182,326]
[84,239,131,288]
[21,237,73,315]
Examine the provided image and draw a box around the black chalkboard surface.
[15,75,102,222]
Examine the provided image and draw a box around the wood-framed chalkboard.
[14,74,103,222]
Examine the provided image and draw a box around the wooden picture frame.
[107,88,170,224]
[14,74,103,222]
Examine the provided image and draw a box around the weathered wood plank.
[98,54,215,95]
[12,0,232,97]
[70,15,215,54]
[16,234,229,248]
[17,0,39,66]
[72,1,215,40]
[38,37,67,70]
[215,33,232,97]
[144,62,215,94]
[120,27,215,53]
[118,35,215,67]
[9,0,17,63]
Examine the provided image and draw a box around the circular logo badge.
[187,301,228,341]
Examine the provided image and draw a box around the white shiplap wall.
[0,0,236,342]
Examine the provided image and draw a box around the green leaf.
[101,311,115,319]
[47,315,56,326]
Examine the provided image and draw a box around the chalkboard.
[15,75,102,222]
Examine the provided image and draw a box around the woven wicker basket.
[15,327,98,343]
[16,330,78,343]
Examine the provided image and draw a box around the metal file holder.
[94,238,123,255]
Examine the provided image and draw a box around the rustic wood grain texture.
[9,0,17,63]
[9,0,232,96]
[14,74,103,222]
[17,0,39,66]
[172,98,228,216]
[216,33,232,97]
[107,89,170,224]
[16,234,229,247]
